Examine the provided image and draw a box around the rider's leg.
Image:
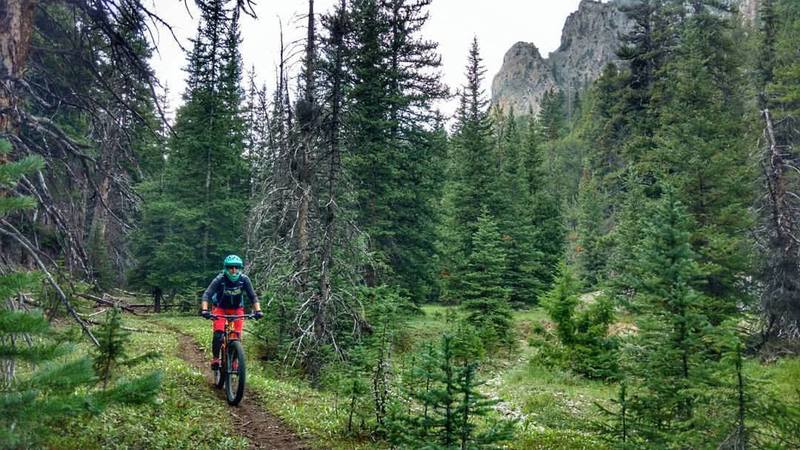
[212,331,224,358]
[211,307,225,368]
[233,307,244,337]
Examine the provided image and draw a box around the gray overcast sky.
[150,0,597,117]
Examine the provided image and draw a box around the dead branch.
[0,219,99,347]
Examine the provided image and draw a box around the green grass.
[48,315,247,450]
[157,315,382,450]
[94,307,797,450]
[746,356,800,396]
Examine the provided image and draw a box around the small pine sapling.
[93,306,160,388]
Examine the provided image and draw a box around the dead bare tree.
[758,109,800,344]
[1,1,199,342]
[314,0,347,361]
[247,0,370,382]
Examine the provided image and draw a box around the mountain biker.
[199,255,263,370]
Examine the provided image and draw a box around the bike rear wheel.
[225,340,246,405]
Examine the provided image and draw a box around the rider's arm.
[242,276,261,312]
[201,275,223,311]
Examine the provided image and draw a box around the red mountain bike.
[210,313,253,406]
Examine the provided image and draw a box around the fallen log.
[75,293,140,316]
[79,316,158,333]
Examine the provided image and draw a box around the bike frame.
[211,313,253,358]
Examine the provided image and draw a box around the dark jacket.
[202,273,258,309]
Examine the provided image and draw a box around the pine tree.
[575,166,609,287]
[454,361,516,449]
[541,262,617,379]
[539,88,583,203]
[93,306,160,388]
[0,139,42,217]
[343,0,447,301]
[621,187,719,446]
[391,335,515,449]
[766,0,800,118]
[650,4,754,321]
[440,38,497,302]
[490,110,543,306]
[539,89,567,142]
[615,0,680,166]
[0,302,161,448]
[542,262,581,346]
[94,306,130,389]
[577,63,628,195]
[459,209,513,350]
[522,114,565,303]
[757,0,800,342]
[570,64,627,282]
[131,0,249,292]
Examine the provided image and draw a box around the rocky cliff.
[492,0,632,116]
[491,0,760,116]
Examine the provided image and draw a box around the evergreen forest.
[1,0,799,448]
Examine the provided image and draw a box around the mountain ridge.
[491,0,760,116]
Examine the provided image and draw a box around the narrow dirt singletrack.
[176,333,310,450]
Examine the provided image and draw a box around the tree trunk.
[296,0,322,382]
[761,110,800,342]
[297,0,315,300]
[0,0,36,136]
[0,0,37,385]
[315,0,345,353]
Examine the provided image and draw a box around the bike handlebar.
[209,314,255,320]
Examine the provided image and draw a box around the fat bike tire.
[225,340,246,406]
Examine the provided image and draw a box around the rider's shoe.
[211,358,221,370]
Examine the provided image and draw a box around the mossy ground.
[48,315,247,450]
[44,307,800,449]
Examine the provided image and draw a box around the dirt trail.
[176,333,310,450]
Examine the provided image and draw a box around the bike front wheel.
[225,340,246,405]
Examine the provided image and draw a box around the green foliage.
[442,43,564,310]
[490,111,562,307]
[87,221,115,291]
[541,263,581,346]
[322,286,415,436]
[93,306,160,388]
[611,188,723,447]
[0,302,161,448]
[649,6,754,318]
[440,38,496,285]
[459,209,514,350]
[757,0,800,342]
[575,168,610,287]
[540,263,618,380]
[767,0,800,117]
[50,317,248,450]
[1,147,162,446]
[130,1,249,292]
[343,0,448,302]
[539,90,567,142]
[0,139,44,218]
[389,334,516,449]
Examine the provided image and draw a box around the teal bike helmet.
[223,254,244,281]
